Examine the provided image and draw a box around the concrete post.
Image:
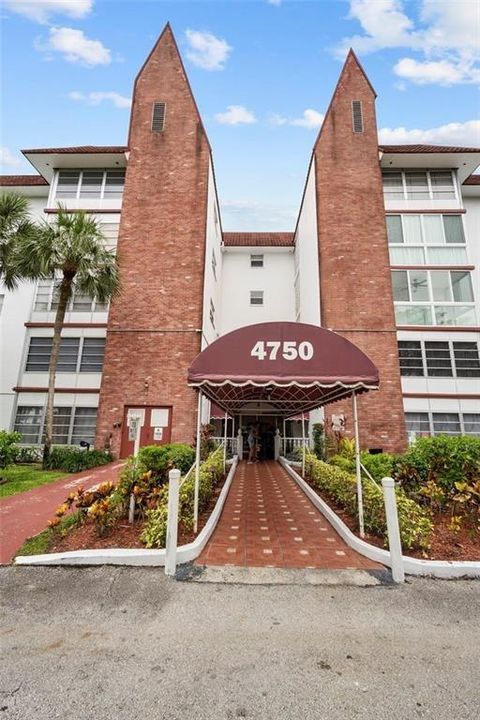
[223,411,228,472]
[301,412,306,477]
[274,428,281,460]
[382,477,405,583]
[237,428,243,459]
[165,468,181,577]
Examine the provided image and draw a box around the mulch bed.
[301,472,479,562]
[47,471,228,553]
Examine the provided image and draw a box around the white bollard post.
[352,390,365,539]
[382,477,405,584]
[165,468,181,577]
[274,428,281,460]
[223,411,228,473]
[237,428,243,460]
[193,391,202,534]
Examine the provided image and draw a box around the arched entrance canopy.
[188,322,379,417]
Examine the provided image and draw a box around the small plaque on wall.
[153,427,163,441]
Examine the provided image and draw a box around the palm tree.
[11,206,120,466]
[0,192,39,288]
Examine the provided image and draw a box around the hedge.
[141,447,224,549]
[137,444,195,482]
[304,452,433,551]
[44,447,113,473]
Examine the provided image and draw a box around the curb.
[15,457,239,567]
[279,457,480,580]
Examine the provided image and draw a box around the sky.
[1,0,479,230]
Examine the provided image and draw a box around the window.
[392,269,476,326]
[152,102,166,132]
[13,406,98,445]
[55,169,125,201]
[211,249,217,280]
[250,254,264,268]
[387,214,467,266]
[405,411,480,437]
[71,408,98,445]
[405,412,430,436]
[453,342,480,377]
[25,337,105,373]
[250,291,264,306]
[398,340,480,377]
[80,338,106,372]
[352,100,363,133]
[398,341,423,376]
[382,169,457,201]
[209,299,215,328]
[425,342,452,377]
[34,278,108,314]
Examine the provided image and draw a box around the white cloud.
[378,119,480,147]
[215,105,256,125]
[0,147,22,168]
[37,27,111,66]
[269,109,324,129]
[185,29,232,71]
[69,91,131,108]
[394,57,479,85]
[336,0,480,86]
[4,0,93,24]
[291,109,325,129]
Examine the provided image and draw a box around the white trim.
[279,458,480,579]
[189,379,378,390]
[15,457,239,568]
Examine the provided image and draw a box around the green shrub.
[141,447,224,549]
[15,446,42,464]
[0,431,21,469]
[394,435,480,494]
[312,423,325,460]
[137,443,195,483]
[329,452,395,483]
[44,447,113,473]
[305,452,433,551]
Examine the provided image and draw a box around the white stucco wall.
[219,247,295,335]
[463,193,480,308]
[293,157,321,326]
[201,158,223,349]
[0,195,48,430]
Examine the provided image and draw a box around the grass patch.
[15,511,82,558]
[0,465,68,499]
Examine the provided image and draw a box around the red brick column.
[96,25,210,456]
[314,51,406,453]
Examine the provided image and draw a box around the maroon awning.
[188,322,379,416]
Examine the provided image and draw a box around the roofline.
[22,146,128,154]
[0,175,49,186]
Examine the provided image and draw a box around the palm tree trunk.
[42,273,75,468]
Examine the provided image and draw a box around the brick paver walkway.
[196,460,382,570]
[0,461,124,564]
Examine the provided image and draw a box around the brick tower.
[96,25,210,456]
[314,51,406,453]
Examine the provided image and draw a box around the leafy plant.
[394,435,480,494]
[14,446,43,464]
[0,430,21,470]
[304,451,433,551]
[137,443,195,481]
[43,447,112,473]
[51,482,117,535]
[329,451,395,484]
[141,447,224,548]
[312,423,325,460]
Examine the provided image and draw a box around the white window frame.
[54,169,125,201]
[398,339,480,378]
[13,405,98,446]
[33,277,109,314]
[392,269,476,326]
[24,336,106,374]
[250,290,264,306]
[250,254,264,268]
[387,213,467,266]
[382,169,458,202]
[405,410,480,437]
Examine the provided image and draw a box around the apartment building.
[1,25,478,456]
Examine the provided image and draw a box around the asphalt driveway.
[0,567,478,719]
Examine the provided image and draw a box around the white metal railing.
[211,437,236,456]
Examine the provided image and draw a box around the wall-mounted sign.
[129,415,141,441]
[153,427,163,441]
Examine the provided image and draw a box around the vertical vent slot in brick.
[352,100,364,133]
[151,102,166,133]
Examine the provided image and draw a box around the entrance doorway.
[120,405,172,458]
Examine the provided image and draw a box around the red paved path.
[196,460,382,570]
[0,461,124,564]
